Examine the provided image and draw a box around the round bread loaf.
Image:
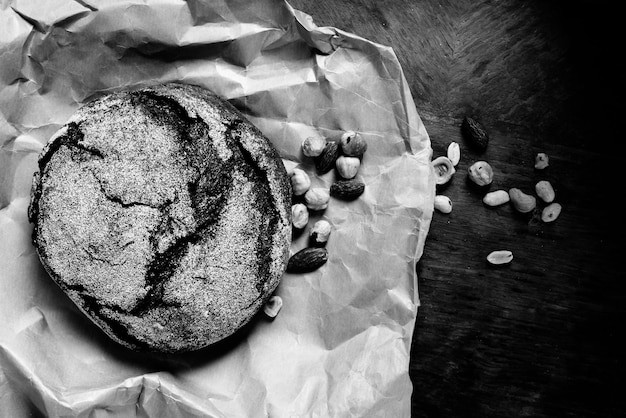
[28,83,292,353]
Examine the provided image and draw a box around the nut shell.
[431,156,456,185]
[263,296,283,318]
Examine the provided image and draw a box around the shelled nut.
[340,131,367,157]
[535,153,549,170]
[434,195,452,214]
[535,180,555,203]
[336,155,360,179]
[468,161,493,186]
[290,168,311,196]
[304,187,330,211]
[509,188,536,213]
[483,190,510,206]
[541,203,562,222]
[447,142,461,166]
[487,250,513,265]
[302,136,327,158]
[309,220,332,246]
[291,203,309,229]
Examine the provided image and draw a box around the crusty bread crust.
[29,83,292,352]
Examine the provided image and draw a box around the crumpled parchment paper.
[0,1,435,416]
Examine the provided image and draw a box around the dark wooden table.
[289,1,624,416]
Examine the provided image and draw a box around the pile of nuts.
[290,131,368,253]
[264,131,369,318]
[432,117,563,266]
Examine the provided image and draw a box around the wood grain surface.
[289,0,624,416]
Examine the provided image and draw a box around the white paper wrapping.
[0,1,435,416]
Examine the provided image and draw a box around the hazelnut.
[335,155,360,179]
[290,168,311,196]
[304,187,330,211]
[302,136,327,158]
[291,203,309,229]
[340,131,367,157]
[309,220,332,246]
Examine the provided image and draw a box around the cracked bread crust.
[28,83,292,353]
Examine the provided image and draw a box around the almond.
[461,116,489,151]
[287,247,328,273]
[315,141,340,174]
[330,179,365,200]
